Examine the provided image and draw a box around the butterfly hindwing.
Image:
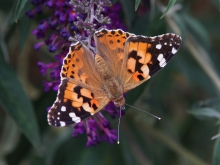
[121,33,182,91]
[48,79,109,127]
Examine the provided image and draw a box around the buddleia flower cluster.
[27,0,126,147]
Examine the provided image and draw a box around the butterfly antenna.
[117,106,123,144]
[125,103,161,120]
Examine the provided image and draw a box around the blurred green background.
[0,0,220,165]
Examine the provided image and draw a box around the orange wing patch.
[126,41,152,82]
[63,81,99,113]
[95,29,133,62]
[61,42,88,83]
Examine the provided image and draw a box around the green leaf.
[188,108,220,119]
[133,12,150,35]
[46,129,72,165]
[182,13,211,49]
[126,82,149,106]
[18,16,31,50]
[119,0,135,29]
[210,0,219,8]
[160,0,176,19]
[14,0,28,22]
[112,0,119,4]
[120,130,140,165]
[0,55,41,149]
[135,0,141,11]
[213,129,220,165]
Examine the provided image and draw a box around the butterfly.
[47,28,182,127]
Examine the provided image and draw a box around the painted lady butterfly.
[48,28,182,127]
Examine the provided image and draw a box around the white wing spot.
[159,58,166,67]
[69,112,81,123]
[57,117,60,120]
[157,53,166,67]
[172,47,177,54]
[164,42,167,45]
[70,41,79,47]
[157,54,163,61]
[169,43,172,46]
[61,106,66,112]
[60,121,66,126]
[161,62,166,67]
[58,112,60,115]
[156,44,162,49]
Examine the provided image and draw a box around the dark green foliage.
[160,0,177,19]
[0,54,40,150]
[135,0,141,11]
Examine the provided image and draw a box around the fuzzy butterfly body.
[48,28,182,127]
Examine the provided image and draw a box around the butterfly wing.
[60,41,101,87]
[94,28,133,77]
[121,33,182,91]
[48,42,110,127]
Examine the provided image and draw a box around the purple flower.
[28,0,127,146]
[37,62,48,76]
[104,3,126,30]
[72,122,85,137]
[50,68,60,80]
[34,41,44,51]
[48,44,57,53]
[86,119,100,147]
[43,81,52,92]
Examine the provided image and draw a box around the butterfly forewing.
[121,33,182,91]
[94,28,133,77]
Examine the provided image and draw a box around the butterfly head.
[113,95,125,108]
